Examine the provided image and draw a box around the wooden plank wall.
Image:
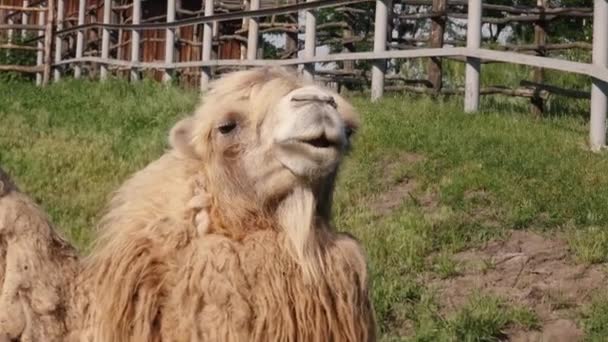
[11,0,242,85]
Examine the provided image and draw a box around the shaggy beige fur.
[0,168,78,342]
[0,66,376,342]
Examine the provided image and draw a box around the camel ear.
[169,116,199,159]
[0,168,17,197]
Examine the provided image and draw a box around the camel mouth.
[274,134,342,178]
[300,134,337,149]
[277,134,340,151]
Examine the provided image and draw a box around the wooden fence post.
[7,11,14,46]
[116,7,123,62]
[286,30,298,59]
[163,0,176,84]
[130,0,141,81]
[21,1,29,38]
[240,3,248,60]
[342,28,354,69]
[42,0,55,86]
[247,0,260,60]
[464,0,481,112]
[74,0,86,78]
[339,27,355,92]
[371,0,390,101]
[589,0,608,151]
[428,0,446,92]
[54,0,65,82]
[200,0,214,90]
[302,0,316,82]
[100,0,112,80]
[531,0,547,115]
[35,9,44,86]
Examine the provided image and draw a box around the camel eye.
[218,121,237,135]
[345,126,356,139]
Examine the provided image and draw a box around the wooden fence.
[1,0,608,151]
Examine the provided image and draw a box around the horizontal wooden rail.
[20,0,369,44]
[400,10,592,21]
[470,49,607,82]
[52,0,370,36]
[447,12,591,24]
[399,0,591,15]
[53,47,608,84]
[0,44,42,51]
[0,5,46,11]
[386,84,551,98]
[520,80,590,99]
[0,65,44,73]
[0,24,45,30]
[496,42,593,52]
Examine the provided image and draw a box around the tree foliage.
[262,0,592,79]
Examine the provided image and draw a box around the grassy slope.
[2,78,608,340]
[0,79,197,246]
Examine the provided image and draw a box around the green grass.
[569,226,608,264]
[0,78,197,246]
[432,253,461,279]
[582,296,608,342]
[1,76,608,340]
[448,295,538,342]
[388,293,540,341]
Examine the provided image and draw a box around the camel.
[0,66,376,341]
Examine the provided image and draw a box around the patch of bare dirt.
[426,230,608,341]
[369,152,439,215]
[508,319,584,342]
[371,178,419,215]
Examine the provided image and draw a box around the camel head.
[171,67,358,215]
[169,66,362,275]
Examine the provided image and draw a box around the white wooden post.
[130,0,141,81]
[371,0,389,101]
[163,0,176,84]
[54,0,65,82]
[247,0,260,60]
[590,0,608,151]
[42,0,56,86]
[302,0,316,82]
[464,0,482,112]
[35,9,44,86]
[74,0,86,78]
[200,0,214,90]
[240,3,248,60]
[7,11,14,45]
[21,1,29,38]
[100,0,112,80]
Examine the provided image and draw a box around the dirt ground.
[369,152,434,216]
[375,152,608,341]
[426,229,607,341]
